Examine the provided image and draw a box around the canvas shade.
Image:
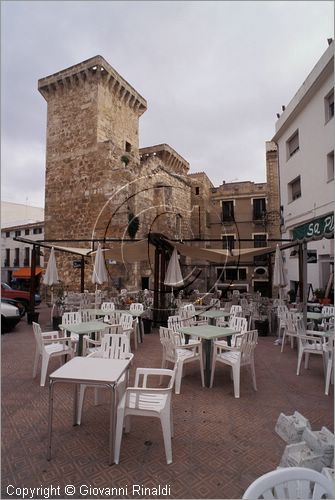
[97,239,155,263]
[172,241,273,263]
[92,243,108,285]
[43,247,59,286]
[164,248,184,288]
[12,267,43,278]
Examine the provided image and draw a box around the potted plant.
[314,288,325,304]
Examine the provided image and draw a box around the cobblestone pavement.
[2,304,333,499]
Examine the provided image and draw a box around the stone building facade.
[39,55,280,294]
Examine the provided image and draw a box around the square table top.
[49,357,131,384]
[307,312,331,320]
[178,325,236,340]
[59,321,109,335]
[114,309,144,318]
[83,308,109,316]
[199,310,231,319]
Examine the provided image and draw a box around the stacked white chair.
[159,327,204,394]
[114,367,176,465]
[210,329,258,398]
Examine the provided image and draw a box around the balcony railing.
[13,259,19,266]
[4,260,9,267]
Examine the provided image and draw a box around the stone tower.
[39,55,147,245]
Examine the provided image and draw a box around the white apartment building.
[272,41,334,297]
[1,202,45,285]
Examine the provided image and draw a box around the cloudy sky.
[1,1,333,208]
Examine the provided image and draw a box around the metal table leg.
[109,384,116,466]
[47,380,55,461]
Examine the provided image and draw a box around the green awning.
[293,213,334,242]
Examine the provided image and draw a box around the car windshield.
[2,283,12,290]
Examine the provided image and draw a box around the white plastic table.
[198,309,231,325]
[59,321,109,356]
[47,357,131,465]
[178,325,236,387]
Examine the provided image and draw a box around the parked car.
[1,301,21,333]
[1,283,41,312]
[1,298,26,317]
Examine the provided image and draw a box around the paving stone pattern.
[2,305,333,499]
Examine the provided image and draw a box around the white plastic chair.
[120,313,137,350]
[210,298,221,309]
[242,466,334,499]
[230,305,242,316]
[159,327,204,394]
[103,310,122,324]
[296,318,326,376]
[77,334,133,425]
[60,311,81,346]
[281,312,302,352]
[179,304,207,327]
[32,322,74,387]
[167,315,200,345]
[324,337,334,396]
[210,329,258,397]
[216,315,248,348]
[129,303,144,313]
[101,302,115,312]
[81,309,96,322]
[320,306,335,331]
[129,303,144,344]
[114,367,176,465]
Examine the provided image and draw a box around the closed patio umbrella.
[164,248,184,307]
[43,247,59,320]
[164,248,184,289]
[43,247,59,286]
[273,245,286,300]
[92,243,108,308]
[92,243,108,286]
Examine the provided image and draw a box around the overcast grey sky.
[1,1,333,208]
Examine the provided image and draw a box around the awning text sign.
[293,214,334,241]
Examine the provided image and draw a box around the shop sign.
[293,214,334,241]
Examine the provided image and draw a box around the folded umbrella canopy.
[92,243,108,285]
[164,248,184,288]
[43,247,59,286]
[273,244,287,299]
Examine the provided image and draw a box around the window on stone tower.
[195,187,200,195]
[125,142,131,153]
